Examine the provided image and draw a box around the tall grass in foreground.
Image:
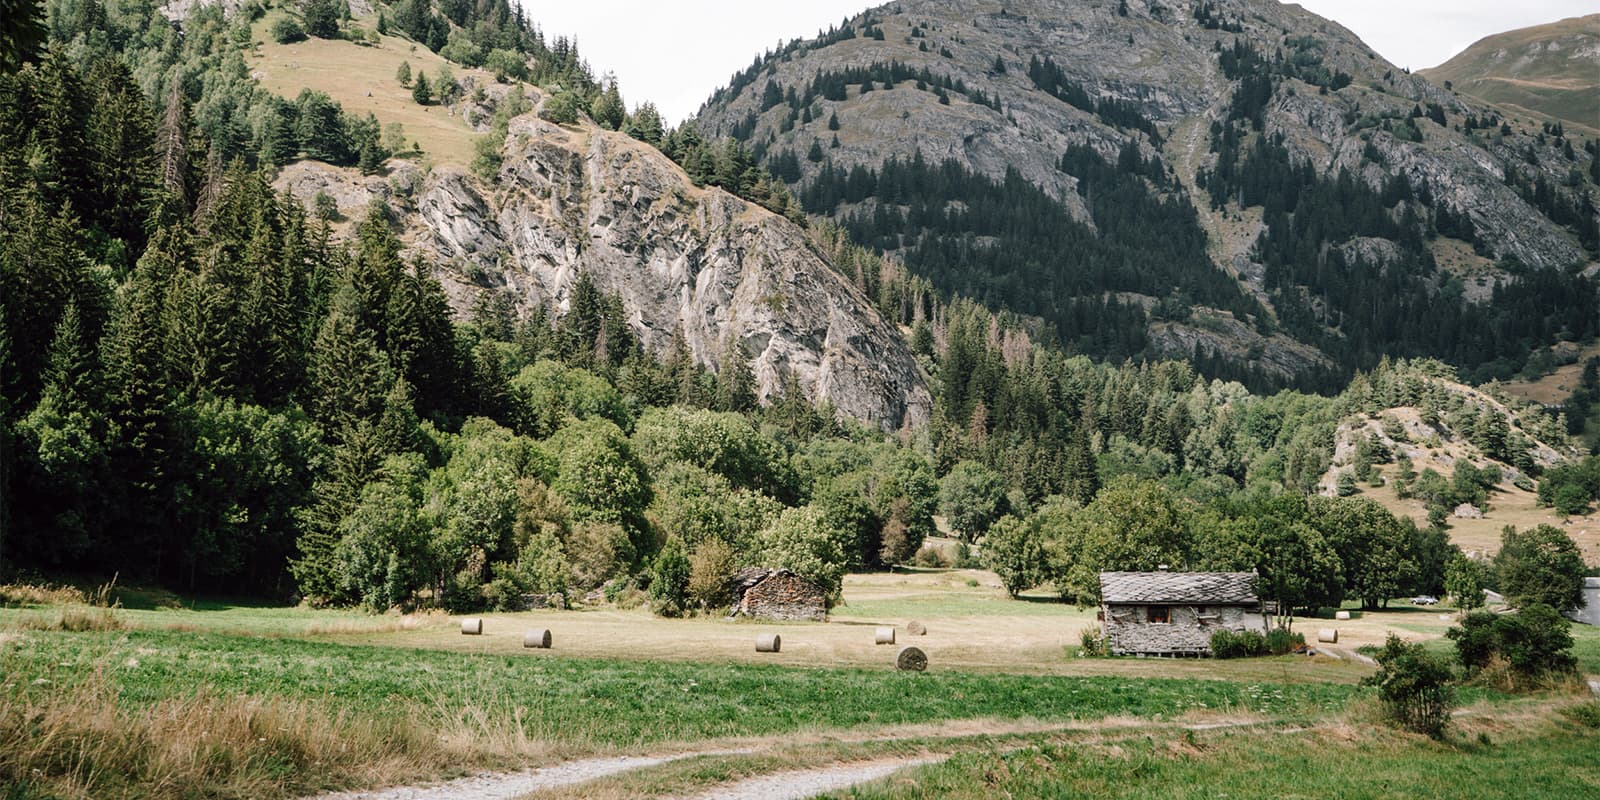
[0,660,558,800]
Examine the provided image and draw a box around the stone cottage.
[1568,577,1600,626]
[731,568,826,621]
[1098,571,1265,656]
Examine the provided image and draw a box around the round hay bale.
[906,620,926,636]
[755,633,781,653]
[1317,628,1339,644]
[523,629,552,649]
[895,645,927,672]
[875,626,896,645]
[1335,611,1351,621]
[460,618,483,635]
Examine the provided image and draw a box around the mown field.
[1,571,1595,799]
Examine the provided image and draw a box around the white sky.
[519,1,1596,123]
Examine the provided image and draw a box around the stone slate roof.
[731,567,811,596]
[1099,572,1259,605]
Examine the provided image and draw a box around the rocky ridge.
[695,0,1598,377]
[278,112,932,431]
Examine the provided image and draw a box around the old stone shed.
[1099,572,1265,656]
[731,568,826,621]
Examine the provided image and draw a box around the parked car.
[1411,595,1439,605]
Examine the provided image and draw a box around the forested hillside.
[696,0,1600,393]
[2,0,1596,618]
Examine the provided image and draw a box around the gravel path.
[690,757,940,800]
[304,752,748,800]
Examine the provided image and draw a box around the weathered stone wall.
[739,573,826,622]
[1569,578,1600,627]
[1104,604,1261,655]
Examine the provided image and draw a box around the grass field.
[1,569,1593,799]
[841,705,1600,799]
[246,10,507,167]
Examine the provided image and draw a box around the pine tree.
[395,60,412,87]
[590,79,625,131]
[715,338,757,412]
[411,71,432,105]
[1062,419,1099,504]
[827,111,840,130]
[157,78,191,210]
[86,58,157,250]
[292,421,381,603]
[624,101,664,145]
[307,287,393,432]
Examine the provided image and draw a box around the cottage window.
[1147,605,1170,624]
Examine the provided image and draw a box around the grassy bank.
[843,704,1600,799]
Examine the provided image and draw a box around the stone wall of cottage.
[739,573,826,621]
[1104,604,1263,655]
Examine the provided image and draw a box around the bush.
[1210,628,1268,659]
[1562,702,1600,729]
[1079,625,1108,657]
[540,91,586,125]
[271,18,306,44]
[1362,634,1455,738]
[1447,605,1577,688]
[1265,627,1306,656]
[647,537,691,617]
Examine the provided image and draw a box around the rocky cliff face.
[278,115,932,431]
[696,0,1599,378]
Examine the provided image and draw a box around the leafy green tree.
[938,460,1007,540]
[541,90,584,124]
[1444,553,1485,612]
[549,418,651,560]
[648,536,691,616]
[983,515,1047,597]
[1494,524,1586,611]
[303,0,340,39]
[757,505,849,603]
[1307,496,1418,609]
[687,538,738,609]
[335,454,433,610]
[1045,478,1194,605]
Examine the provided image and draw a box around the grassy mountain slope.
[1421,14,1600,135]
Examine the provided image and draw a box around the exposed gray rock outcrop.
[280,118,931,431]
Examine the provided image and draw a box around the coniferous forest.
[1,0,1596,621]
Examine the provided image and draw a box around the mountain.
[695,0,1600,389]
[231,5,932,431]
[1420,14,1600,135]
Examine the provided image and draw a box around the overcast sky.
[521,1,1595,123]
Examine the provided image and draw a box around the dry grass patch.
[247,12,505,167]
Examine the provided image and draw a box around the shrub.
[1361,634,1455,738]
[1078,625,1108,657]
[540,91,586,125]
[1447,605,1577,689]
[1562,702,1600,729]
[647,538,691,617]
[686,539,737,610]
[271,17,306,44]
[1265,627,1305,656]
[1210,629,1268,659]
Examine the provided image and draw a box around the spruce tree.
[715,338,757,413]
[411,71,431,105]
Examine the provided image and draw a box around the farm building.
[1098,571,1266,656]
[731,568,826,621]
[1568,578,1600,626]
